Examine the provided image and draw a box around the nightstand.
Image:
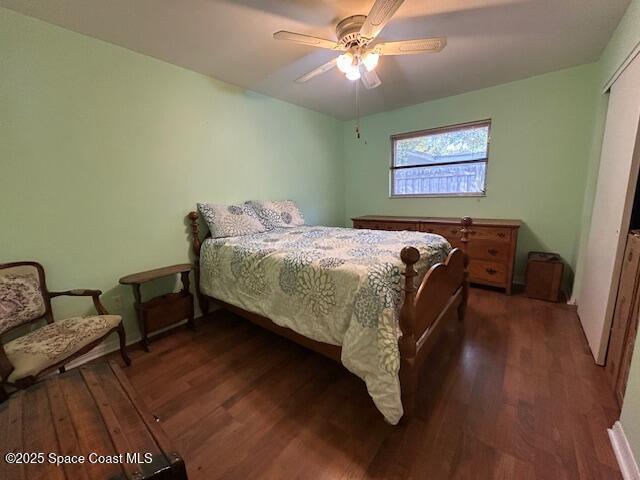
[119,264,194,352]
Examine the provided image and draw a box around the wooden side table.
[120,264,194,352]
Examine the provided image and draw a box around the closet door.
[577,55,640,364]
[606,233,640,398]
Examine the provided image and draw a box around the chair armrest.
[50,289,109,315]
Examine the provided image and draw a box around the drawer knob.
[486,268,497,275]
[497,232,506,238]
[488,248,498,256]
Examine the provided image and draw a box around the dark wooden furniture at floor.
[120,264,194,352]
[0,261,130,399]
[352,215,521,294]
[607,231,640,405]
[111,288,621,480]
[187,211,471,420]
[525,252,564,302]
[0,361,187,480]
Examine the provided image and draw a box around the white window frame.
[389,119,492,198]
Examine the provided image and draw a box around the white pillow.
[244,200,305,228]
[197,202,267,238]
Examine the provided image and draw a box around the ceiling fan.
[273,0,446,90]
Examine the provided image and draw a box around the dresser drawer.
[420,225,459,249]
[467,239,509,262]
[468,260,507,284]
[353,220,417,231]
[420,223,461,239]
[468,226,511,243]
[382,222,418,231]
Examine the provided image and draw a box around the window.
[390,120,491,197]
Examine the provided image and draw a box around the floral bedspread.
[199,226,450,424]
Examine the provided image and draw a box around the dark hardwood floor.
[107,288,622,479]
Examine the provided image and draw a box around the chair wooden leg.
[59,366,66,374]
[118,323,131,366]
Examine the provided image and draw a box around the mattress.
[199,225,450,424]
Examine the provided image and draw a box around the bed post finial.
[399,246,420,419]
[460,216,472,256]
[188,211,201,258]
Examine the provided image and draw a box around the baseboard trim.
[65,319,190,369]
[609,421,640,480]
[65,332,142,369]
[62,301,224,368]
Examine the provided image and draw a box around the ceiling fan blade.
[359,0,405,43]
[373,37,447,55]
[273,31,343,50]
[295,58,338,83]
[361,69,382,90]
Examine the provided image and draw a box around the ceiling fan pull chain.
[356,79,361,139]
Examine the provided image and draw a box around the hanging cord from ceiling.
[355,79,361,139]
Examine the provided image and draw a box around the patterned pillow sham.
[244,200,305,229]
[197,202,267,238]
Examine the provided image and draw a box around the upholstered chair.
[0,261,130,398]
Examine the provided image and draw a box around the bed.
[187,211,471,424]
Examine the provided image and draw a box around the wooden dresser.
[352,215,521,294]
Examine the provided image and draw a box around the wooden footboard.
[186,211,470,422]
[398,216,471,418]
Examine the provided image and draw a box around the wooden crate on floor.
[525,252,564,302]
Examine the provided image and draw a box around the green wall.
[343,64,600,289]
[0,8,344,346]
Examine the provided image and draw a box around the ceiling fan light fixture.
[337,52,355,73]
[275,0,447,90]
[362,51,379,71]
[345,66,361,81]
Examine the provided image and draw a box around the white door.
[578,55,640,365]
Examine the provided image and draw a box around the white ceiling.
[1,0,630,119]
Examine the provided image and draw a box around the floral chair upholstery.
[0,262,130,397]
